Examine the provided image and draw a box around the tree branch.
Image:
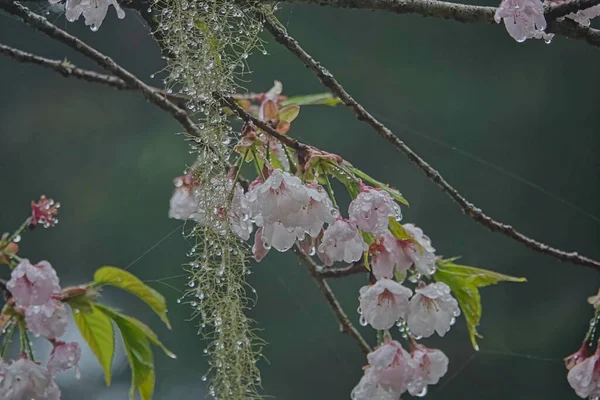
[294,245,372,355]
[262,14,600,272]
[318,261,366,278]
[0,2,206,141]
[0,42,188,108]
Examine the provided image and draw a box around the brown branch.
[0,42,188,108]
[0,2,206,141]
[263,14,600,272]
[293,245,372,355]
[318,261,366,278]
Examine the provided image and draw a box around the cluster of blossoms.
[565,289,600,399]
[0,198,82,399]
[495,0,600,42]
[167,81,464,398]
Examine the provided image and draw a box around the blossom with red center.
[318,218,366,266]
[352,335,413,399]
[566,343,592,371]
[568,347,600,398]
[494,0,553,42]
[407,344,449,396]
[30,196,60,229]
[407,282,460,338]
[359,279,412,330]
[370,232,412,280]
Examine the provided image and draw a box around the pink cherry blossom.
[407,344,449,396]
[318,219,366,266]
[349,187,401,235]
[7,259,61,308]
[168,174,204,222]
[25,300,68,339]
[30,196,60,228]
[402,223,437,276]
[407,282,460,338]
[260,221,304,252]
[367,337,414,393]
[252,228,270,262]
[370,232,412,280]
[0,358,60,400]
[359,279,412,330]
[568,350,600,398]
[247,169,309,228]
[494,0,554,42]
[351,369,401,400]
[54,0,126,31]
[286,185,336,238]
[229,183,253,241]
[48,342,81,377]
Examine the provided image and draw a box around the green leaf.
[278,105,300,123]
[94,266,171,329]
[72,305,114,386]
[96,305,175,400]
[388,218,412,240]
[97,305,176,360]
[98,305,155,400]
[349,167,409,206]
[434,259,526,350]
[280,93,342,107]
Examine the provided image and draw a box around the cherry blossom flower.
[407,282,460,338]
[258,81,282,121]
[368,337,413,394]
[259,221,304,252]
[407,344,449,396]
[30,196,60,229]
[7,259,61,308]
[286,184,336,238]
[48,342,81,378]
[494,0,554,42]
[566,343,592,371]
[51,0,126,31]
[351,369,401,400]
[247,169,309,228]
[349,187,401,235]
[567,350,600,398]
[0,358,61,400]
[359,279,412,330]
[402,223,437,276]
[229,183,253,241]
[318,219,366,266]
[25,300,68,339]
[252,228,270,262]
[168,173,204,222]
[370,232,411,280]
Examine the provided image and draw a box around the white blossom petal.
[349,187,401,235]
[7,259,61,308]
[360,280,412,330]
[0,358,60,400]
[318,219,366,266]
[407,282,460,338]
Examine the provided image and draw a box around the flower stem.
[7,217,31,244]
[321,166,338,208]
[19,320,35,361]
[1,319,16,357]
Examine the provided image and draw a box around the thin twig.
[318,261,366,278]
[0,2,205,140]
[0,42,188,108]
[294,245,372,355]
[263,15,600,272]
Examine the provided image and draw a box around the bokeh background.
[1,2,600,399]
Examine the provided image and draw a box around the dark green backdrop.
[1,3,599,399]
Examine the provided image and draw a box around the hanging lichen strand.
[155,0,270,398]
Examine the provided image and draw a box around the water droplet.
[359,315,367,327]
[13,235,21,243]
[416,386,428,397]
[90,24,98,32]
[202,375,207,381]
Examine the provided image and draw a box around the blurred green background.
[1,2,599,399]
